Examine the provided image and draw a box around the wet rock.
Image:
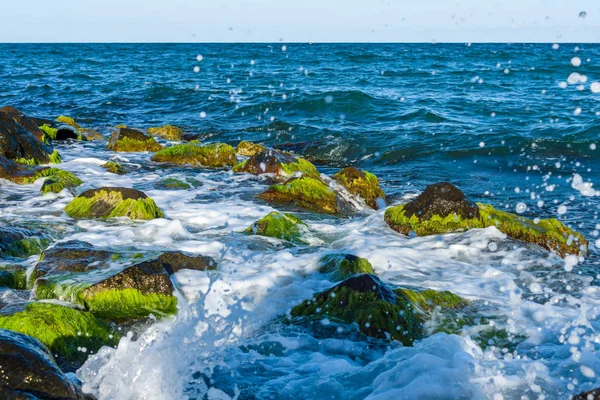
[0,155,82,194]
[151,142,237,168]
[40,170,83,195]
[232,148,319,181]
[154,178,191,190]
[0,226,48,259]
[317,253,374,281]
[106,128,163,152]
[0,106,61,164]
[0,302,117,364]
[38,120,80,141]
[34,240,113,278]
[0,264,27,289]
[157,252,217,274]
[147,124,182,141]
[236,140,265,157]
[65,187,164,220]
[332,167,385,209]
[53,116,106,141]
[245,211,307,243]
[101,161,125,175]
[0,328,91,399]
[573,389,600,400]
[384,182,588,257]
[257,176,341,214]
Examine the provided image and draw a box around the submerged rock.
[101,161,126,174]
[0,302,117,363]
[65,187,164,220]
[0,155,81,194]
[384,182,588,257]
[258,176,341,214]
[154,178,191,190]
[0,329,90,399]
[233,148,319,181]
[0,264,27,289]
[245,211,307,242]
[236,140,265,157]
[147,124,183,141]
[157,251,218,274]
[151,142,237,168]
[0,226,48,259]
[317,253,374,281]
[106,128,163,152]
[573,389,600,400]
[332,167,385,209]
[34,240,113,278]
[0,106,61,164]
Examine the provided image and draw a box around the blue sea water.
[1,43,600,399]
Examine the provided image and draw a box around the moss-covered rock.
[236,140,265,157]
[0,226,48,259]
[101,161,126,174]
[65,187,164,220]
[333,167,385,209]
[317,254,374,281]
[245,211,307,242]
[53,116,106,141]
[0,265,27,289]
[147,124,183,141]
[0,329,89,399]
[39,122,80,141]
[0,302,118,363]
[106,128,163,152]
[258,176,340,214]
[34,240,113,278]
[384,182,588,257]
[0,156,80,194]
[573,389,600,400]
[157,251,217,274]
[232,148,319,181]
[154,178,191,190]
[40,170,83,195]
[151,142,237,168]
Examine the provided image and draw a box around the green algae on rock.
[155,178,191,190]
[0,226,48,259]
[384,182,588,257]
[65,187,164,220]
[151,142,237,168]
[34,240,113,278]
[106,127,163,152]
[101,161,126,175]
[317,253,374,281]
[147,124,183,141]
[40,169,83,195]
[232,148,319,180]
[53,115,106,141]
[333,167,386,209]
[0,265,27,289]
[258,176,340,214]
[39,123,80,141]
[0,302,118,363]
[245,211,307,242]
[236,140,265,157]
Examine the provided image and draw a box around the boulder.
[332,167,385,209]
[257,176,341,214]
[245,211,307,242]
[105,128,163,152]
[317,253,374,281]
[0,106,61,164]
[384,182,588,257]
[0,302,117,364]
[54,115,105,141]
[0,329,90,399]
[236,140,265,157]
[0,226,48,259]
[147,124,182,141]
[232,148,319,181]
[0,155,81,194]
[65,187,164,220]
[101,161,125,175]
[38,120,80,141]
[157,252,217,274]
[0,264,27,289]
[151,143,237,168]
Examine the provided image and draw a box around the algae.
[244,211,306,242]
[152,143,237,167]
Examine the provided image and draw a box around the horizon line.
[1,41,599,45]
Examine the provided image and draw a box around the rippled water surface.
[1,43,600,399]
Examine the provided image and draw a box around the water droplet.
[591,82,600,93]
[193,66,200,73]
[324,95,333,104]
[515,203,527,214]
[479,142,485,148]
[196,55,203,62]
[579,11,587,19]
[557,205,567,215]
[199,111,207,118]
[574,107,582,116]
[488,242,498,251]
[552,43,560,50]
[571,57,582,67]
[281,45,287,52]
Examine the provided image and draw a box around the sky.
[1,0,600,43]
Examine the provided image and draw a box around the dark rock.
[0,155,49,184]
[158,252,218,274]
[106,128,162,152]
[233,148,319,180]
[573,389,600,400]
[79,187,147,200]
[403,182,480,221]
[0,328,91,399]
[320,274,398,304]
[0,106,57,164]
[0,226,48,259]
[65,187,163,220]
[35,241,113,278]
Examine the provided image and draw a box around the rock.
[317,254,374,281]
[232,148,319,181]
[0,328,90,399]
[0,265,27,289]
[2,107,47,141]
[151,143,237,168]
[0,302,117,364]
[34,240,113,278]
[0,226,48,259]
[573,389,600,400]
[0,155,80,192]
[0,106,61,164]
[257,176,341,214]
[236,141,265,157]
[157,252,217,274]
[154,178,191,190]
[65,187,164,220]
[244,211,307,242]
[53,116,105,142]
[332,167,385,209]
[105,128,163,152]
[38,121,80,141]
[40,170,83,195]
[384,182,588,257]
[101,161,125,175]
[147,124,182,141]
